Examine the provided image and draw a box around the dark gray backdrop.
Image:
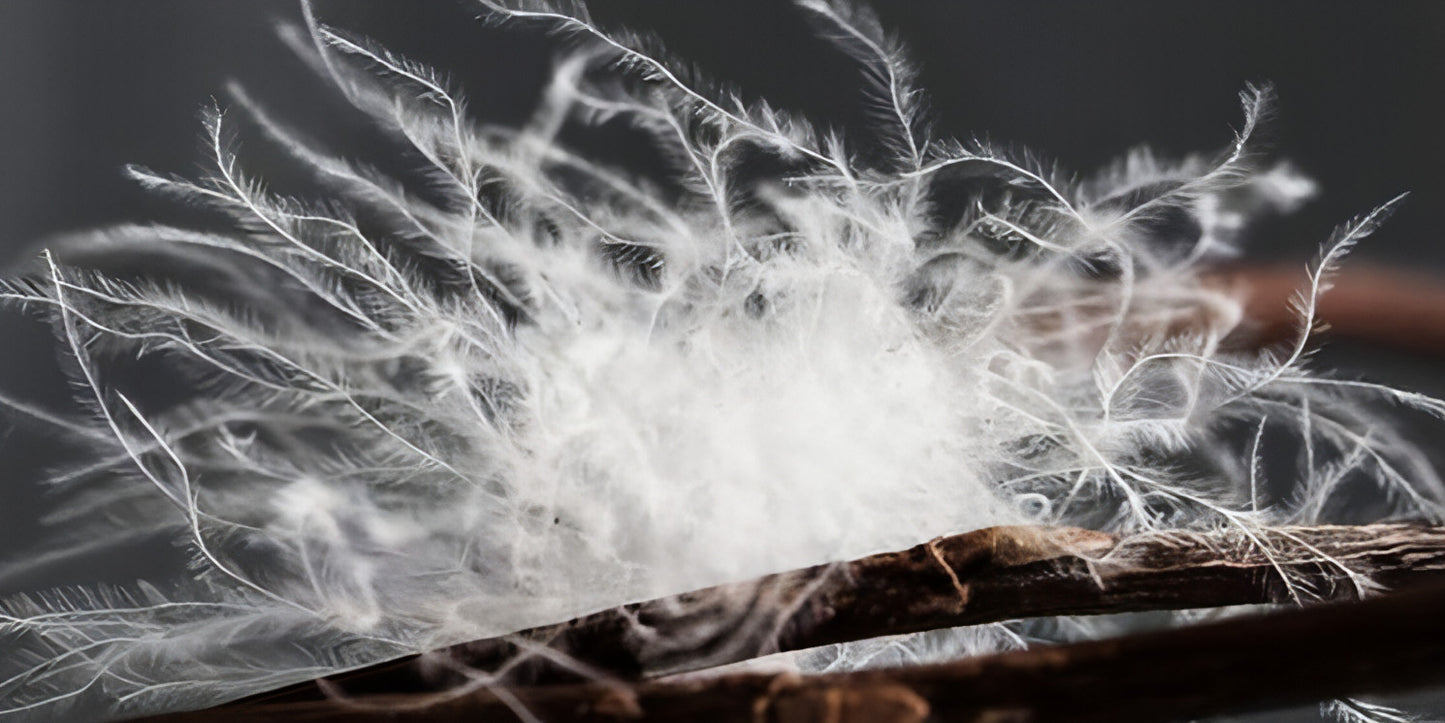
[1,2,1442,719]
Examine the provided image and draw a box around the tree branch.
[143,578,1445,722]
[1222,264,1445,356]
[232,523,1445,706]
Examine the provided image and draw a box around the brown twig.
[230,523,1445,706]
[145,579,1445,722]
[1221,264,1445,356]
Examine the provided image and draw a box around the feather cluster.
[1,1,1440,720]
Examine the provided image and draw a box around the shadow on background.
[0,2,1441,720]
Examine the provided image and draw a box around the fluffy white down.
[0,1,1439,720]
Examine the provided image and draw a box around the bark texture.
[227,523,1445,705]
[144,578,1445,722]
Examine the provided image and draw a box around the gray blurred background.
[1,2,1442,719]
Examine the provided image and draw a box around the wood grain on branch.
[146,575,1445,722]
[235,523,1445,706]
